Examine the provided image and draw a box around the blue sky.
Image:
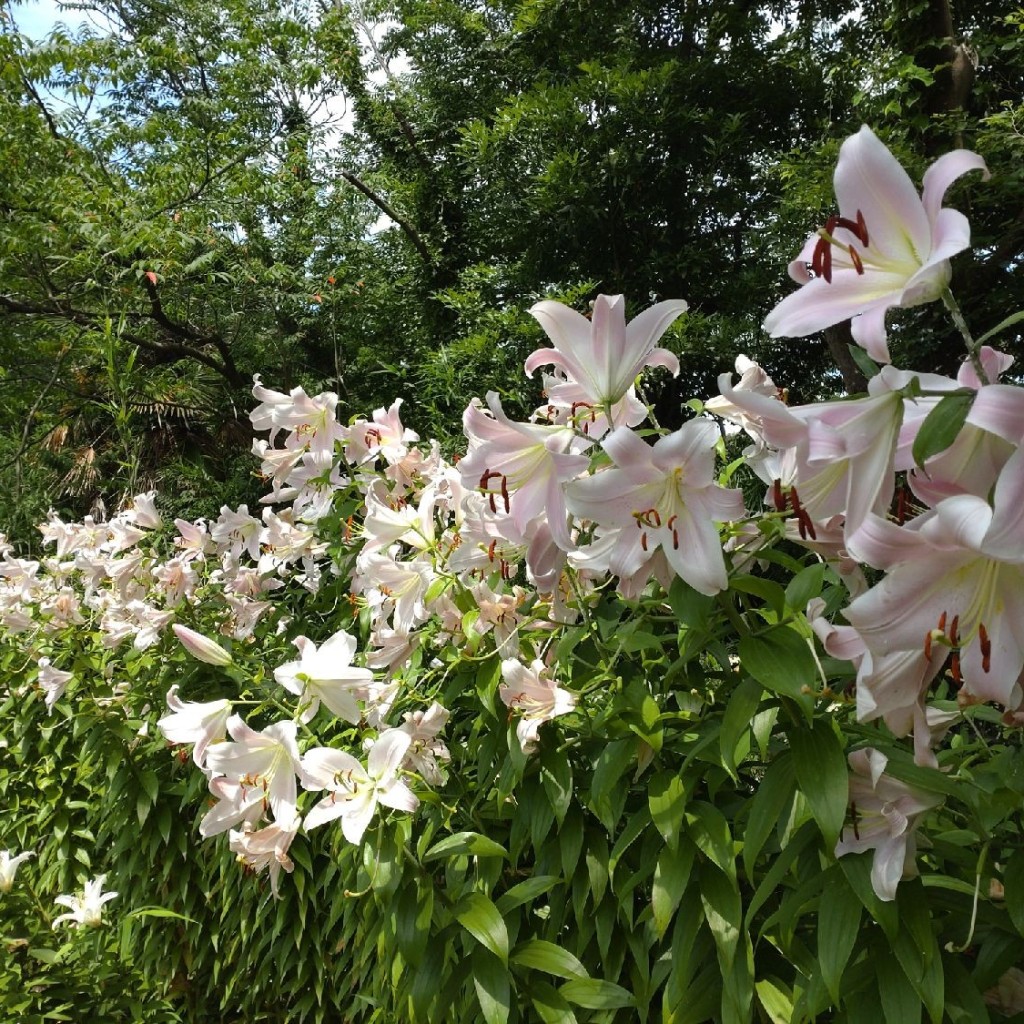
[12,0,90,38]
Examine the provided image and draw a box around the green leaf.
[840,852,899,939]
[455,892,509,964]
[511,939,588,979]
[589,738,635,832]
[877,946,921,1024]
[1003,848,1024,936]
[755,978,794,1024]
[789,718,847,848]
[719,676,762,779]
[541,749,573,826]
[730,574,786,620]
[942,953,990,1024]
[975,308,1024,346]
[495,875,560,915]
[912,391,974,469]
[472,947,512,1024]
[687,801,736,883]
[743,753,796,879]
[699,864,742,973]
[530,979,579,1024]
[848,343,881,380]
[738,627,817,704]
[126,906,196,924]
[817,871,861,1003]
[396,882,433,967]
[558,978,636,1009]
[424,832,509,862]
[648,771,688,851]
[653,840,695,938]
[785,562,826,613]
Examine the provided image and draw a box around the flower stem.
[942,288,990,385]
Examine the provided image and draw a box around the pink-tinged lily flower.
[301,730,419,842]
[0,850,34,892]
[172,624,233,667]
[53,875,118,928]
[273,630,374,725]
[397,701,451,786]
[229,817,299,898]
[764,126,989,363]
[199,775,266,837]
[566,422,745,595]
[499,659,576,753]
[846,445,1024,711]
[205,716,303,825]
[158,685,232,768]
[705,356,786,459]
[36,658,73,714]
[526,293,687,409]
[460,392,591,551]
[835,748,942,902]
[907,348,1017,506]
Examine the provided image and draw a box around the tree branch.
[338,169,433,264]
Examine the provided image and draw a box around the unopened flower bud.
[173,624,233,667]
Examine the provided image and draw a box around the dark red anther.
[500,476,510,514]
[811,236,833,282]
[951,652,962,686]
[487,539,497,562]
[640,532,648,552]
[479,469,502,513]
[979,622,991,673]
[772,479,785,511]
[938,611,947,634]
[835,210,870,247]
[924,629,933,660]
[896,487,908,525]
[949,615,960,649]
[849,246,865,275]
[672,528,680,549]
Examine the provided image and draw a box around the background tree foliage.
[1,0,1020,539]
[2,2,1024,1021]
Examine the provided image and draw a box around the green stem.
[942,288,989,386]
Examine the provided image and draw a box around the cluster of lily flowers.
[1,126,1021,903]
[1,849,117,929]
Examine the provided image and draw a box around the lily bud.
[173,624,233,666]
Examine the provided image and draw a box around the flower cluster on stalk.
[0,124,1015,906]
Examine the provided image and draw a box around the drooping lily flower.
[500,658,576,753]
[460,392,591,551]
[205,716,303,825]
[228,817,299,898]
[764,126,988,363]
[158,685,232,768]
[0,850,34,892]
[834,748,942,901]
[526,294,687,409]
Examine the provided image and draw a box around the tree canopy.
[0,0,1020,538]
